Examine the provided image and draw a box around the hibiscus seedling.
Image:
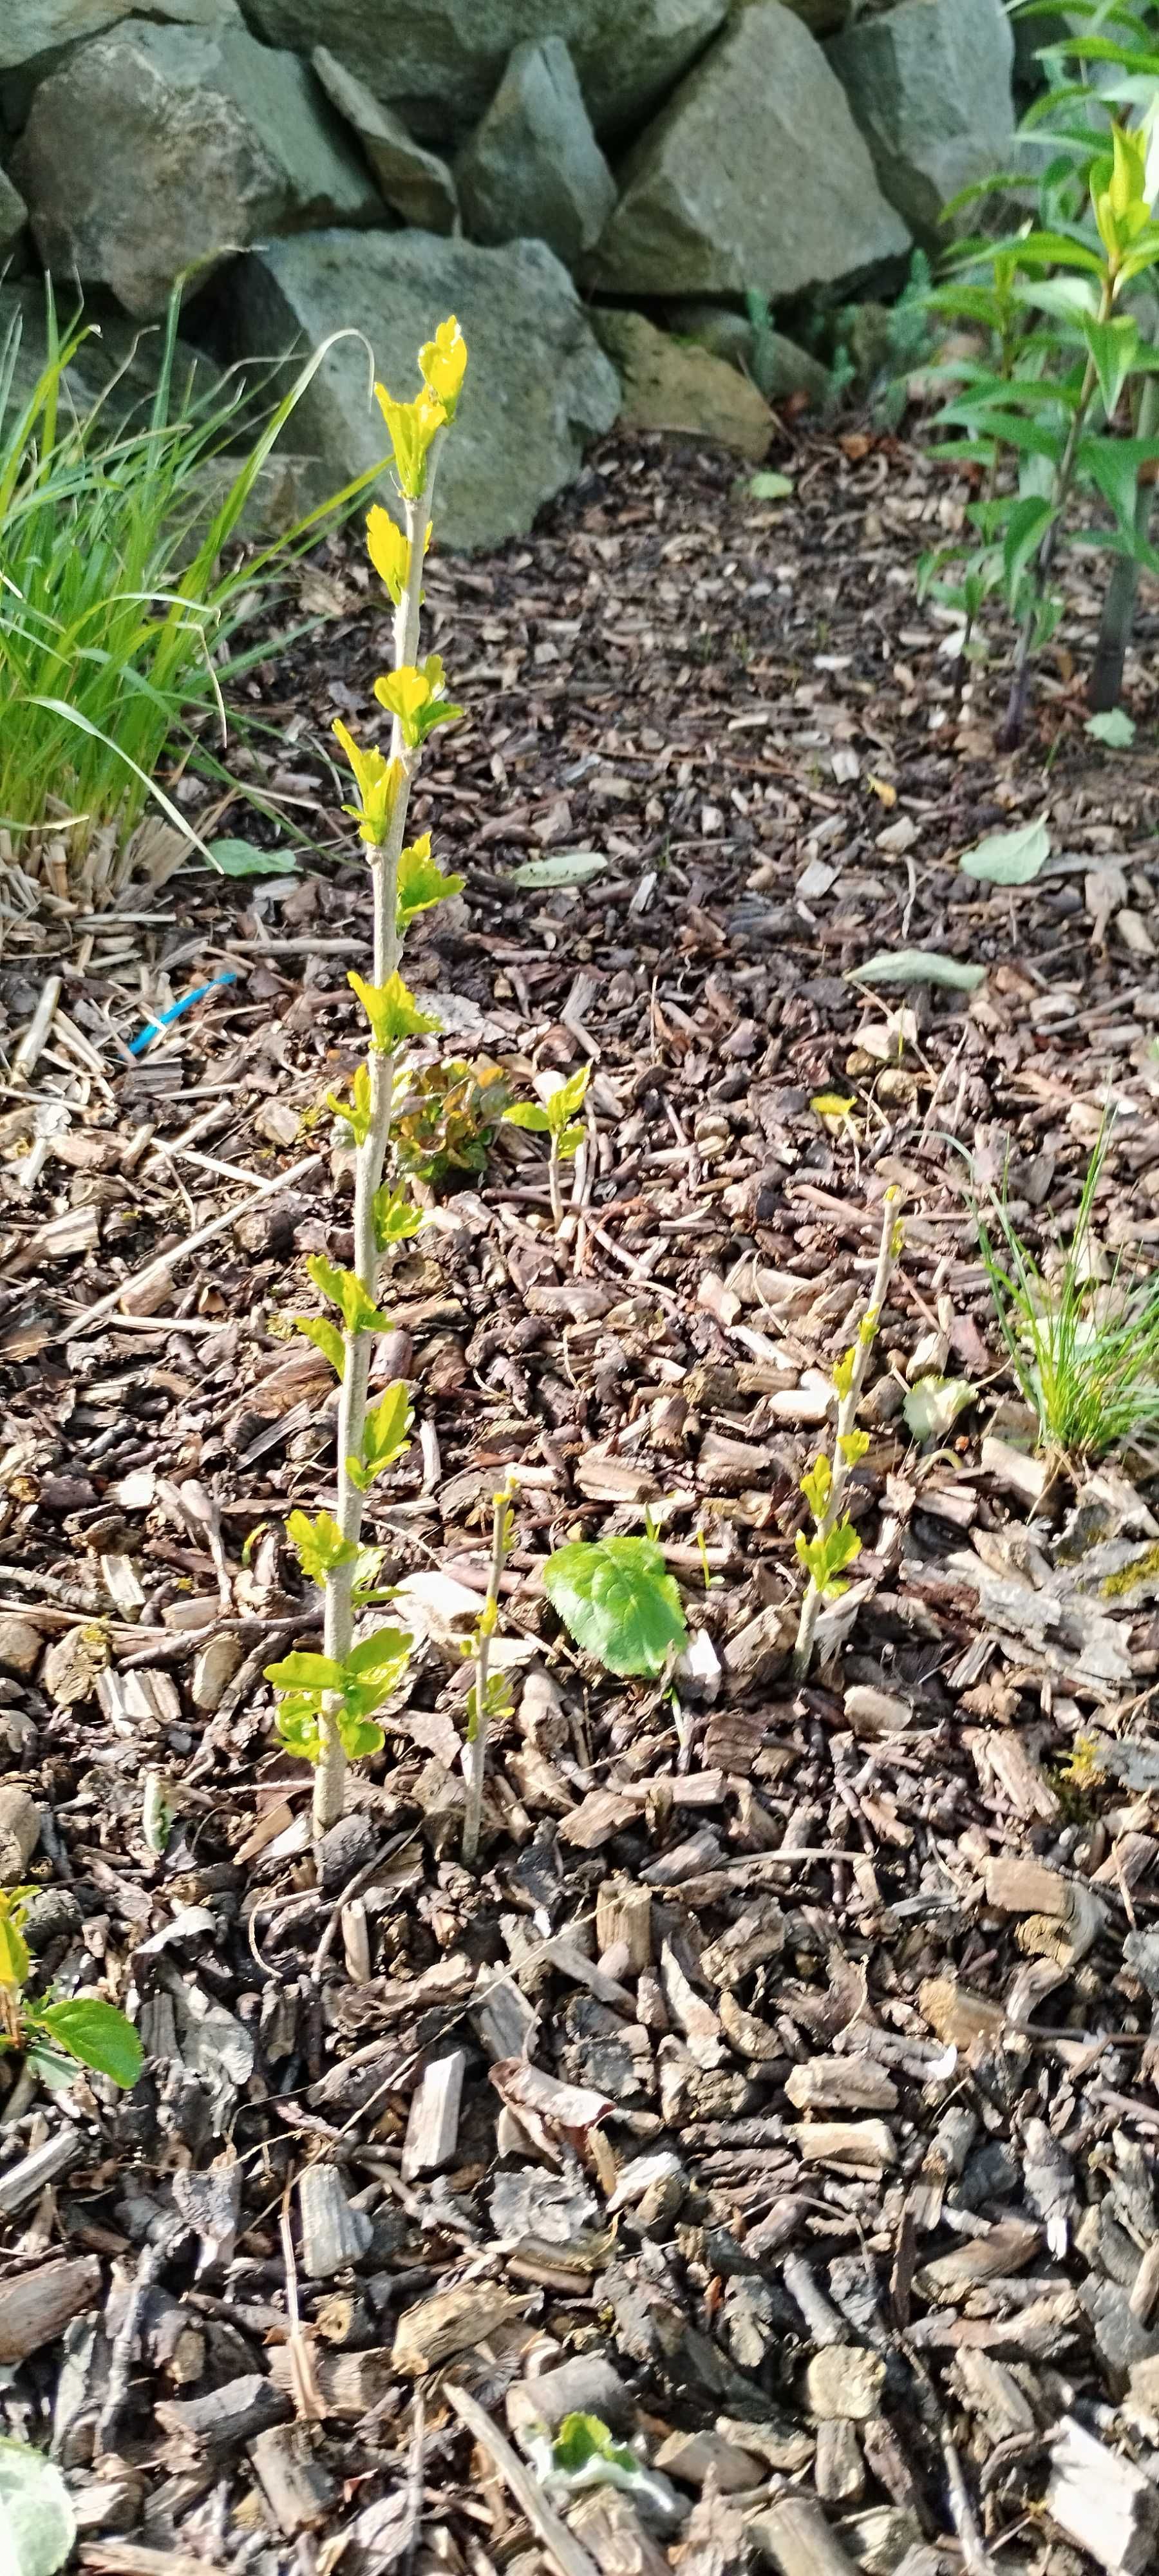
[504,1063,590,1228]
[0,1888,142,2092]
[265,317,469,1834]
[543,1531,688,1679]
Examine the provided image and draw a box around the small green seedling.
[793,1189,903,1680]
[522,2412,680,2528]
[504,1064,590,1227]
[0,1889,142,2092]
[543,1531,688,1679]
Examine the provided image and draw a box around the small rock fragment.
[806,2346,887,2423]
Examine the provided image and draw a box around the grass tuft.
[0,281,373,871]
[977,1124,1159,1459]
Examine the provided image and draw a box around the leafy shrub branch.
[265,318,467,1837]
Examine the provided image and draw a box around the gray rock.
[1,0,240,73]
[11,19,381,318]
[238,0,728,144]
[665,298,829,406]
[0,278,223,414]
[231,227,619,553]
[457,37,615,269]
[588,3,910,301]
[311,46,458,234]
[827,0,1015,243]
[592,307,773,458]
[0,164,27,264]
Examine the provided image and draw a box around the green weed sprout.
[504,1064,590,1228]
[976,1128,1159,1458]
[265,318,467,1836]
[543,1531,688,1678]
[0,1887,142,2092]
[793,1190,902,1681]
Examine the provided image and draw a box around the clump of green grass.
[977,1127,1159,1459]
[0,282,370,874]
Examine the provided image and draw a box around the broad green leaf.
[503,1101,551,1133]
[349,969,440,1052]
[748,471,795,500]
[0,1914,30,1991]
[328,1060,373,1148]
[1002,495,1055,596]
[265,1651,343,1692]
[204,837,298,878]
[346,1625,412,1683]
[372,1185,424,1251]
[273,1694,322,1763]
[855,950,986,991]
[1079,312,1141,417]
[305,1255,391,1338]
[552,1065,590,1124]
[543,1535,688,1678]
[1086,706,1136,746]
[338,1710,386,1759]
[0,2438,76,2576]
[903,1376,977,1442]
[396,835,464,929]
[286,1510,357,1584]
[508,851,607,890]
[349,1382,413,1490]
[31,1998,142,2090]
[557,1121,585,1160]
[958,819,1051,885]
[296,1314,346,1379]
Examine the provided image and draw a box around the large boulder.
[10,20,381,318]
[231,229,620,553]
[827,0,1015,243]
[587,4,910,302]
[311,48,458,234]
[237,0,728,144]
[0,166,26,263]
[456,38,615,269]
[0,0,240,71]
[592,308,773,458]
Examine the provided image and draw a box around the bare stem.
[462,1479,513,1867]
[792,1193,901,1683]
[997,292,1110,752]
[314,466,440,1839]
[547,1138,564,1231]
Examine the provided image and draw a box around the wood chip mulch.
[4,425,1159,2576]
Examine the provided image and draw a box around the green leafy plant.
[393,1055,514,1189]
[543,1532,688,1678]
[0,281,376,885]
[0,2437,75,2576]
[504,1063,590,1227]
[265,316,469,1834]
[0,1888,142,2091]
[975,1126,1159,1456]
[793,1190,903,1680]
[918,14,1159,739]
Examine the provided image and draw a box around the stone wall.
[0,0,1017,547]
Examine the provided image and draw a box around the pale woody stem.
[314,457,441,1837]
[792,1193,901,1684]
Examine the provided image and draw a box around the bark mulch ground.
[5,424,1159,2576]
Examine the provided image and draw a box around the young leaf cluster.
[0,1888,142,2091]
[543,1533,688,1680]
